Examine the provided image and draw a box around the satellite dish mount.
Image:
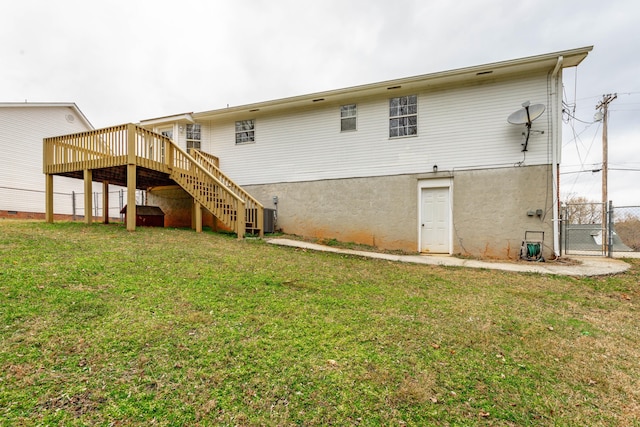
[507,101,545,152]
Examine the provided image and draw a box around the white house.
[0,103,125,219]
[136,47,592,259]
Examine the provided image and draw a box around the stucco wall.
[244,164,555,259]
[451,165,554,259]
[145,165,554,259]
[246,175,419,251]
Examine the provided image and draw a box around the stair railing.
[169,144,246,239]
[189,149,264,237]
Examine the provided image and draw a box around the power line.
[563,108,596,124]
[560,169,601,175]
[560,167,640,175]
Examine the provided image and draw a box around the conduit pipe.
[551,55,563,258]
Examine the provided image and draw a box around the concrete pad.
[267,239,631,277]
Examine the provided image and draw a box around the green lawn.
[1,220,639,426]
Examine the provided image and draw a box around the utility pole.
[596,93,616,256]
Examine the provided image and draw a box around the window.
[235,120,255,144]
[186,124,201,150]
[389,95,417,138]
[340,104,357,132]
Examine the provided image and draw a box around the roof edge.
[138,113,195,127]
[0,102,94,130]
[170,46,594,121]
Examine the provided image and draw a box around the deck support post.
[102,181,109,224]
[83,169,92,224]
[194,200,202,233]
[45,174,54,223]
[237,202,245,240]
[126,124,137,232]
[126,164,136,231]
[258,207,264,238]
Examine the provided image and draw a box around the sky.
[2,0,638,205]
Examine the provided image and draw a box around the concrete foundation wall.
[144,165,555,259]
[0,211,110,222]
[451,166,554,259]
[244,165,555,259]
[146,186,217,229]
[246,175,419,251]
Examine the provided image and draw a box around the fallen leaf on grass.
[479,411,490,418]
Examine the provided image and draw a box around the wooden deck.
[43,123,264,237]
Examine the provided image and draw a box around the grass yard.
[1,220,639,426]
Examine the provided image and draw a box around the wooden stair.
[188,148,264,237]
[43,123,264,237]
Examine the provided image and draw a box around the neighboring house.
[137,46,592,259]
[0,103,123,219]
[564,224,633,253]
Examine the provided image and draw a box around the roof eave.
[186,46,592,121]
[138,113,195,127]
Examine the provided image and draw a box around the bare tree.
[615,211,640,251]
[563,196,603,225]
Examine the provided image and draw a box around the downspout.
[551,56,563,258]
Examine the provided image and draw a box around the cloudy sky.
[2,0,638,205]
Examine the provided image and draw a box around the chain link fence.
[612,205,640,252]
[71,189,146,221]
[562,202,640,256]
[0,185,144,221]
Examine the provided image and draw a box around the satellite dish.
[507,101,545,151]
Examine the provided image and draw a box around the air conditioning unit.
[263,208,276,234]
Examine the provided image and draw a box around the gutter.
[551,56,563,258]
[190,47,593,122]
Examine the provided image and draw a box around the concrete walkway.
[267,239,632,277]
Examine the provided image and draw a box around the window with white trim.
[389,95,417,138]
[186,124,201,150]
[160,128,173,139]
[235,120,255,144]
[340,104,357,132]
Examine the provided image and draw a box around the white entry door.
[421,187,450,253]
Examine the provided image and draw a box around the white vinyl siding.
[201,72,551,186]
[0,105,125,215]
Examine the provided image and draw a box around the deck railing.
[190,149,264,236]
[43,124,172,174]
[44,124,249,237]
[44,124,127,174]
